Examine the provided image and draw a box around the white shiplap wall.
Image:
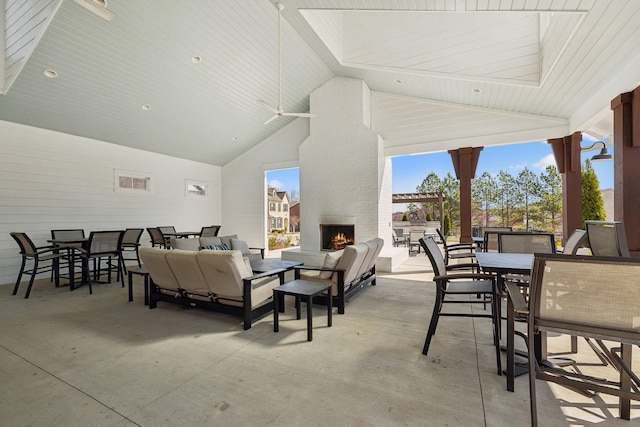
[0,120,221,286]
[221,117,309,252]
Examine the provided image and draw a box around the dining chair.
[514,254,640,425]
[585,220,630,257]
[419,236,502,375]
[78,230,125,293]
[481,227,513,252]
[498,231,556,254]
[121,228,144,273]
[408,230,424,253]
[50,229,85,283]
[200,225,221,237]
[157,226,176,248]
[558,228,587,255]
[392,228,407,247]
[10,232,64,299]
[147,227,167,248]
[436,228,476,265]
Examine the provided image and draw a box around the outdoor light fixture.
[582,141,612,161]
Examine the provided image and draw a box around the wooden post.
[449,147,482,244]
[548,132,582,244]
[611,86,640,256]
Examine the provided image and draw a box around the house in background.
[267,186,290,232]
[289,201,300,232]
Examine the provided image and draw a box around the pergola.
[392,192,445,230]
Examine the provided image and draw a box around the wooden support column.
[449,147,482,243]
[611,86,640,256]
[548,132,582,243]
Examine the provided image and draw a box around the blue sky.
[266,136,614,197]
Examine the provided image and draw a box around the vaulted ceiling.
[1,0,639,165]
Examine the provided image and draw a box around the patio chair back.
[526,253,640,425]
[11,232,38,256]
[200,225,221,237]
[561,229,587,255]
[147,227,166,248]
[498,232,556,254]
[51,229,85,248]
[585,221,630,257]
[481,227,513,251]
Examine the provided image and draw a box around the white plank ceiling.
[1,0,639,165]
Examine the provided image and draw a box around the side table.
[273,279,332,342]
[127,267,149,305]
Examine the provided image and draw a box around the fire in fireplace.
[320,224,355,251]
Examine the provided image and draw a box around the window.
[283,204,288,211]
[277,217,283,228]
[270,203,276,211]
[115,169,152,193]
[185,179,210,197]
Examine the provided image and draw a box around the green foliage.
[425,212,433,221]
[402,212,409,221]
[581,159,606,224]
[443,212,451,236]
[539,165,562,232]
[268,237,278,250]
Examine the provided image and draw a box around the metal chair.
[10,232,64,299]
[514,254,640,425]
[147,227,167,248]
[498,231,556,254]
[157,226,176,248]
[436,228,476,265]
[50,229,85,283]
[392,228,407,247]
[481,227,513,252]
[200,225,221,237]
[585,220,630,257]
[121,228,144,273]
[419,236,502,375]
[408,230,424,253]
[558,228,587,255]
[77,230,125,293]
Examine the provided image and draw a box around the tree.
[496,171,519,227]
[443,211,451,236]
[516,167,541,230]
[539,165,562,232]
[289,188,300,202]
[581,159,606,225]
[472,172,498,227]
[416,172,443,219]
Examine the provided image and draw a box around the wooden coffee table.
[273,279,332,342]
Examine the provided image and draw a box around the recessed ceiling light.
[142,104,151,110]
[232,136,239,141]
[472,88,482,93]
[395,79,402,84]
[192,55,202,64]
[44,69,58,78]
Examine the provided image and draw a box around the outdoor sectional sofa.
[139,247,284,329]
[169,235,265,261]
[294,238,384,314]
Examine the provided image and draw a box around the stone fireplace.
[320,224,355,251]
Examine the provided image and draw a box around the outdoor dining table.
[163,231,201,238]
[47,238,88,290]
[475,251,574,391]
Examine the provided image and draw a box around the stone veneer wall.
[299,77,392,251]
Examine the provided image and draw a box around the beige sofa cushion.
[331,243,368,291]
[197,250,250,297]
[319,249,343,279]
[139,247,180,292]
[165,249,210,297]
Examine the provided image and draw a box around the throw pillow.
[319,250,343,279]
[198,245,215,250]
[219,235,238,248]
[230,238,251,256]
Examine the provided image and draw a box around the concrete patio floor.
[0,251,638,426]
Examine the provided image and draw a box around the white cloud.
[508,163,527,171]
[269,179,283,189]
[533,153,556,171]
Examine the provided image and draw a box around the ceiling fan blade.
[282,112,315,118]
[257,99,278,114]
[263,114,280,125]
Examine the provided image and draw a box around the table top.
[250,259,302,273]
[475,252,533,273]
[273,279,331,297]
[163,231,200,237]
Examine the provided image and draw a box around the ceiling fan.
[258,2,315,125]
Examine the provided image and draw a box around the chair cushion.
[319,250,343,279]
[230,238,251,256]
[199,236,222,247]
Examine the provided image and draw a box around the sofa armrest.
[245,268,286,282]
[249,247,265,259]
